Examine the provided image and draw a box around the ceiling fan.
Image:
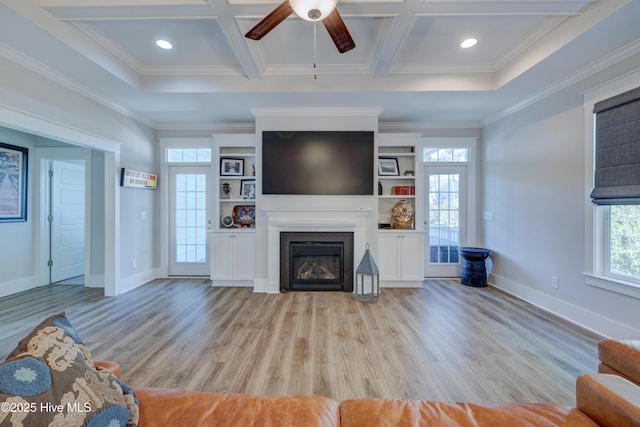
[245,0,355,54]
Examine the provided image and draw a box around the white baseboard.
[490,273,640,338]
[116,268,160,295]
[211,280,253,287]
[381,280,423,288]
[84,274,105,288]
[0,276,37,298]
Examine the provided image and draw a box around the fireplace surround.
[262,209,372,293]
[280,232,354,292]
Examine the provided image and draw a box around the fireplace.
[280,232,354,292]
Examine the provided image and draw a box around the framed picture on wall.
[220,158,244,176]
[0,142,28,222]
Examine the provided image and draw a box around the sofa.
[126,370,640,427]
[2,314,640,427]
[598,339,640,387]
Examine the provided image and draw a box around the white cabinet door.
[399,233,424,281]
[211,231,255,283]
[378,232,424,285]
[233,233,255,280]
[379,234,401,281]
[211,233,234,281]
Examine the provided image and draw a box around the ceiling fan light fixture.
[290,0,338,21]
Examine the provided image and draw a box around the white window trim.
[583,69,640,300]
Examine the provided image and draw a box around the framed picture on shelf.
[378,157,399,176]
[0,142,28,222]
[220,158,244,176]
[240,179,256,199]
[233,205,255,228]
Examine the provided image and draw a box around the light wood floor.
[0,279,602,405]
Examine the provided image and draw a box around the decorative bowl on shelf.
[221,216,234,228]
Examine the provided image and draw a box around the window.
[589,85,640,291]
[423,148,468,163]
[167,148,211,163]
[428,173,461,264]
[174,173,207,263]
[607,205,640,282]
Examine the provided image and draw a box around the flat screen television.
[262,130,374,195]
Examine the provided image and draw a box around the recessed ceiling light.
[460,38,478,49]
[155,40,173,50]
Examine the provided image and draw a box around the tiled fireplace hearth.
[263,209,371,293]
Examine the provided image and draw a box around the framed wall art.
[378,157,399,176]
[120,168,158,189]
[232,205,255,228]
[240,179,256,199]
[220,158,244,176]
[0,142,28,222]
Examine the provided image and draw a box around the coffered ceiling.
[1,0,639,127]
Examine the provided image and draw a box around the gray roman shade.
[590,86,640,205]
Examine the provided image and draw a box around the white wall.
[0,55,157,296]
[482,86,640,337]
[116,133,159,293]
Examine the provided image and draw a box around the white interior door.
[50,160,85,283]
[424,165,467,277]
[169,165,211,276]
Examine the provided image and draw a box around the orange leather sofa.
[96,361,640,427]
[599,339,640,387]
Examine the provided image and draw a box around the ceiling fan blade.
[322,9,355,53]
[245,1,294,41]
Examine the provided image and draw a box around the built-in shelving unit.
[377,133,421,229]
[213,134,256,230]
[376,133,424,287]
[211,134,256,286]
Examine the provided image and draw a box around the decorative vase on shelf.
[221,182,231,199]
[391,199,414,229]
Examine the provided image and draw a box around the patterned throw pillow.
[0,312,139,427]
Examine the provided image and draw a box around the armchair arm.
[576,373,640,427]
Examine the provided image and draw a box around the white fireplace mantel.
[263,209,372,293]
[264,208,370,230]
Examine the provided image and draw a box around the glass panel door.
[424,166,466,277]
[169,165,211,276]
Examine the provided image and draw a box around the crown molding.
[484,37,640,126]
[251,107,384,117]
[379,121,482,133]
[155,122,255,133]
[0,41,154,128]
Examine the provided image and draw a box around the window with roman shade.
[590,86,640,205]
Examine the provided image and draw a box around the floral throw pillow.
[0,312,138,427]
